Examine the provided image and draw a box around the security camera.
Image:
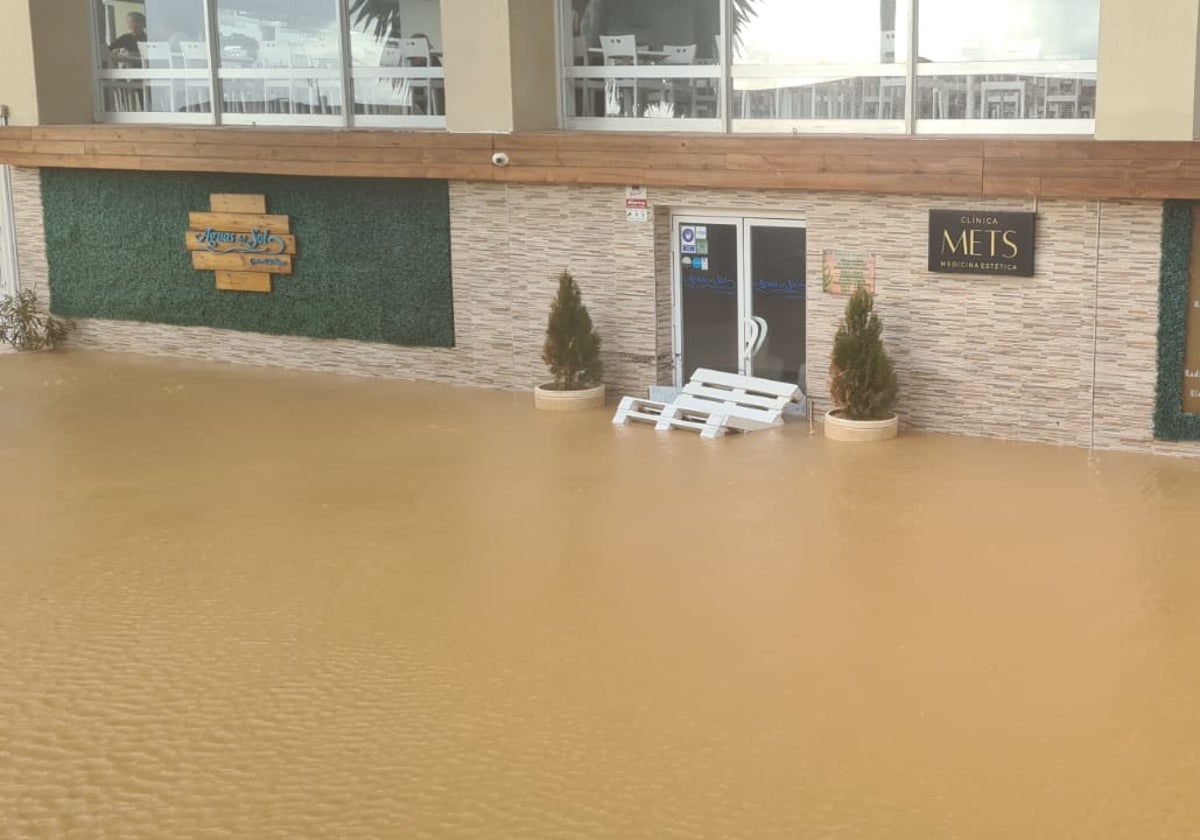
[491,152,510,167]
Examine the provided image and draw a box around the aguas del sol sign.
[928,209,1035,277]
[185,193,297,293]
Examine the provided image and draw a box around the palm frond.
[730,0,758,51]
[348,0,402,40]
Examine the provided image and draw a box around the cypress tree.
[829,286,898,420]
[542,270,603,391]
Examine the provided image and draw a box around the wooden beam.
[5,125,1200,199]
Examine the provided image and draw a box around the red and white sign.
[625,185,648,223]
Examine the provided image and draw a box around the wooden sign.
[928,210,1035,277]
[186,194,296,294]
[216,272,272,293]
[190,252,293,273]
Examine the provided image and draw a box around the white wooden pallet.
[613,368,800,439]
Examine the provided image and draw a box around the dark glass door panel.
[680,222,739,382]
[749,225,806,387]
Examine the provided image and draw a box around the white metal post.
[0,106,20,297]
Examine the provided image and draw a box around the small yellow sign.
[186,194,296,294]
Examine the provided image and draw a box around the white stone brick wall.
[9,167,1195,455]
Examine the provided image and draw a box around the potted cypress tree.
[535,270,605,411]
[825,285,899,441]
[0,289,70,352]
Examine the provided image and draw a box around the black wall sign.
[928,210,1036,277]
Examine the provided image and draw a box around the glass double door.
[672,216,807,390]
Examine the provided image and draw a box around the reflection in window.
[561,0,1099,131]
[349,0,445,118]
[916,0,1097,120]
[215,0,342,117]
[918,0,1098,62]
[565,0,721,120]
[92,0,445,124]
[734,75,906,121]
[735,0,910,65]
[731,0,910,122]
[94,0,212,115]
[574,0,720,60]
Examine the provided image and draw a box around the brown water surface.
[3,352,1200,839]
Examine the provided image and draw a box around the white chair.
[379,42,405,67]
[257,40,293,113]
[656,44,696,115]
[397,37,436,115]
[137,41,178,113]
[178,41,209,112]
[599,34,638,116]
[367,42,410,114]
[661,44,696,64]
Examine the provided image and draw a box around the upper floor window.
[91,0,445,127]
[565,0,722,128]
[916,0,1097,126]
[561,0,1097,134]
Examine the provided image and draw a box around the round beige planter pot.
[534,383,606,411]
[824,409,899,442]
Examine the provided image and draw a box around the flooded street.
[2,351,1200,839]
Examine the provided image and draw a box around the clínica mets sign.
[928,209,1035,277]
[186,194,297,293]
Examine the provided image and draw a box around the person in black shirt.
[107,11,147,54]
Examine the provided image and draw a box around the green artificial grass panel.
[41,169,454,347]
[1153,200,1200,440]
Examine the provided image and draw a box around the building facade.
[3,0,1200,455]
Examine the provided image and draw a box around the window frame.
[560,0,1098,136]
[89,0,447,129]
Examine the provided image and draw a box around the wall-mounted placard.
[822,250,876,295]
[928,210,1035,277]
[625,185,648,223]
[185,193,296,293]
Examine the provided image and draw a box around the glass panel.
[749,226,806,388]
[734,0,910,65]
[680,223,739,381]
[731,0,910,124]
[568,77,719,119]
[916,0,1098,123]
[215,0,342,116]
[348,1,444,117]
[734,75,905,119]
[916,73,1095,120]
[354,75,442,116]
[918,0,1098,62]
[349,0,442,65]
[566,0,720,120]
[573,0,720,60]
[94,0,213,115]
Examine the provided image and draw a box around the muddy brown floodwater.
[3,351,1200,839]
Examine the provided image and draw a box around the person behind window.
[108,11,147,54]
